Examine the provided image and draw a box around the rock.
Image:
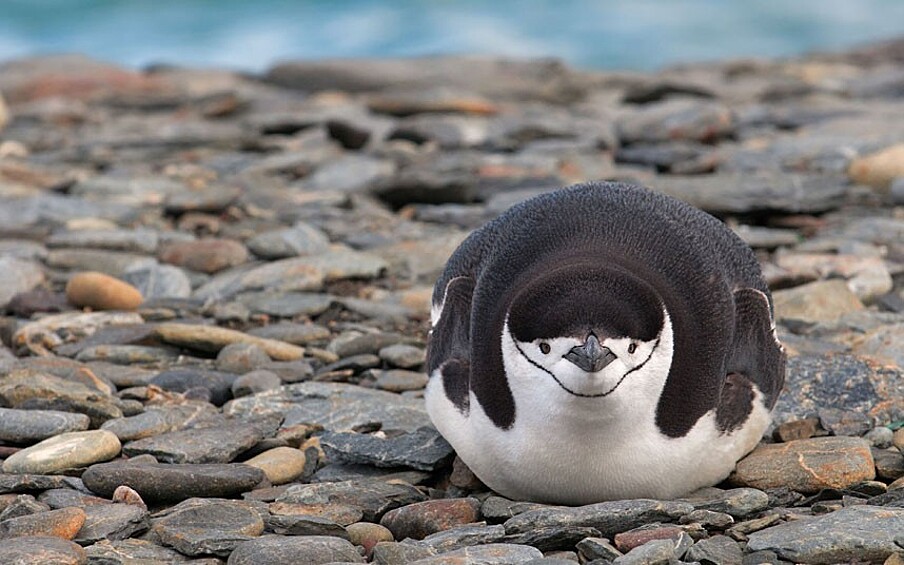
[239,291,334,317]
[217,342,271,373]
[679,487,770,518]
[772,280,865,324]
[304,154,395,192]
[379,344,427,369]
[873,448,904,481]
[83,538,188,563]
[774,418,820,442]
[232,370,282,398]
[46,250,153,278]
[267,513,348,538]
[159,239,249,273]
[11,310,145,358]
[617,99,734,144]
[0,474,78,494]
[685,535,743,565]
[613,525,686,552]
[854,323,904,368]
[372,541,437,564]
[65,271,144,311]
[224,381,432,433]
[373,369,429,392]
[848,143,904,190]
[747,506,904,564]
[122,421,263,464]
[380,498,481,541]
[0,91,7,130]
[577,537,624,562]
[75,344,179,364]
[228,534,365,564]
[153,322,306,361]
[247,322,330,345]
[0,506,86,540]
[122,263,192,299]
[730,436,875,493]
[82,462,265,503]
[503,526,603,552]
[611,538,681,565]
[246,223,331,260]
[2,430,121,474]
[320,427,454,471]
[73,503,149,544]
[101,404,216,442]
[277,479,427,522]
[243,446,306,485]
[151,499,265,557]
[0,257,45,310]
[268,501,363,527]
[864,426,895,448]
[408,543,543,564]
[348,522,395,557]
[817,407,872,436]
[0,408,90,444]
[503,499,694,538]
[192,257,325,300]
[164,185,242,214]
[895,428,904,451]
[46,229,160,254]
[1,536,87,565]
[149,369,237,406]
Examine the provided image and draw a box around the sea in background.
[2,0,904,71]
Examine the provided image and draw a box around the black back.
[427,181,782,435]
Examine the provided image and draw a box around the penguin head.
[504,262,668,398]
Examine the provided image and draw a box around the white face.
[502,317,667,399]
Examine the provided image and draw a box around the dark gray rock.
[684,535,743,565]
[73,503,149,544]
[304,154,396,192]
[746,505,904,564]
[216,342,271,374]
[151,499,265,557]
[0,473,80,494]
[372,541,436,565]
[277,479,427,522]
[228,534,365,564]
[310,463,431,485]
[0,257,45,309]
[1,536,87,565]
[84,538,191,563]
[122,263,192,299]
[239,291,334,318]
[81,462,265,503]
[267,513,349,538]
[150,369,239,406]
[380,498,481,541]
[321,427,453,471]
[122,421,263,463]
[232,370,283,398]
[372,369,429,392]
[617,99,734,144]
[678,488,770,519]
[247,322,331,345]
[46,228,159,254]
[246,222,331,259]
[817,407,872,437]
[224,381,432,433]
[74,344,180,365]
[503,499,693,539]
[316,354,381,375]
[328,331,416,358]
[481,496,549,522]
[379,344,426,369]
[612,538,679,565]
[100,404,217,442]
[415,524,507,552]
[577,537,624,562]
[407,543,543,564]
[0,407,90,443]
[503,525,603,552]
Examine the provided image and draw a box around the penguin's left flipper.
[717,288,786,432]
[426,276,475,413]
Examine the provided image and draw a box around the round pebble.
[243,446,307,485]
[1,430,122,474]
[65,271,143,310]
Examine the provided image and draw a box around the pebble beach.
[0,36,904,564]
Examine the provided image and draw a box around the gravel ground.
[0,37,903,564]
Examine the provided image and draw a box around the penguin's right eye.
[539,342,551,354]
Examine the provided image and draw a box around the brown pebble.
[158,238,248,273]
[112,485,147,510]
[614,525,684,552]
[66,271,143,311]
[380,498,480,540]
[773,417,821,442]
[0,506,87,540]
[347,522,394,558]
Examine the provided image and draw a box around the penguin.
[425,181,785,505]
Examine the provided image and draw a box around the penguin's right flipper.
[426,276,475,412]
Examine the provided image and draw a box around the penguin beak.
[564,334,617,373]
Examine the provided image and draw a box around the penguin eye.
[539,342,551,355]
[628,343,637,354]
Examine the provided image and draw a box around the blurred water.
[1,0,903,71]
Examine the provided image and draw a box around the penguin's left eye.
[539,342,551,354]
[628,343,637,354]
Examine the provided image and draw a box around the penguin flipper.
[717,288,786,431]
[426,276,475,413]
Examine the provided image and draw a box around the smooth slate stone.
[408,543,543,564]
[0,407,90,444]
[1,536,87,564]
[247,322,331,345]
[150,369,238,406]
[81,462,265,503]
[227,534,365,565]
[223,381,431,433]
[100,404,217,442]
[612,538,678,565]
[0,474,80,494]
[503,499,694,539]
[122,421,263,464]
[246,223,331,259]
[2,430,121,474]
[310,463,431,485]
[678,487,770,518]
[685,535,743,565]
[73,503,149,545]
[151,499,265,557]
[267,513,349,538]
[320,427,454,471]
[503,526,603,552]
[122,263,192,299]
[415,524,508,552]
[747,505,904,564]
[277,479,427,522]
[216,342,271,374]
[238,291,334,317]
[84,538,191,563]
[38,488,109,509]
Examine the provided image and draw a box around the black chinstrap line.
[512,335,661,398]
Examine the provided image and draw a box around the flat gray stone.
[678,487,770,518]
[320,427,454,471]
[685,535,743,565]
[415,524,507,553]
[122,262,192,299]
[1,536,87,564]
[224,381,431,433]
[82,462,265,503]
[0,257,45,309]
[73,503,149,544]
[277,479,427,522]
[228,534,365,564]
[85,538,191,563]
[2,430,121,474]
[246,222,331,259]
[0,407,90,444]
[122,421,264,464]
[747,505,904,564]
[408,543,543,564]
[151,499,265,557]
[503,499,694,539]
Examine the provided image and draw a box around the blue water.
[1,0,903,71]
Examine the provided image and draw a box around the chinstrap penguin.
[425,181,785,505]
